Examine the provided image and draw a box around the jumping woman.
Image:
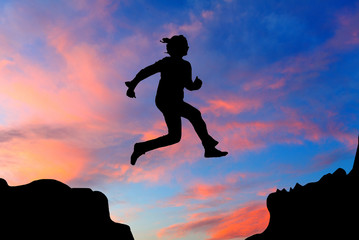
[126,35,228,165]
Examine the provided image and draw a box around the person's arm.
[126,60,163,98]
[184,62,202,91]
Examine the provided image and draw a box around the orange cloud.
[167,183,229,206]
[0,2,136,187]
[201,97,262,116]
[0,38,122,129]
[158,201,269,240]
[208,202,269,240]
[126,164,168,183]
[0,138,88,185]
[207,106,334,153]
[257,187,277,197]
[79,154,172,185]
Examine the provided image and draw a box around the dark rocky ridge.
[0,178,134,239]
[247,136,359,240]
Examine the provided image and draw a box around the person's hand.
[125,81,136,98]
[193,76,202,90]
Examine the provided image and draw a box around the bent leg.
[180,102,217,149]
[139,110,182,153]
[180,102,228,158]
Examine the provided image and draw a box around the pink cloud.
[0,138,89,185]
[0,1,150,186]
[257,187,277,197]
[69,0,118,32]
[126,165,168,183]
[201,10,214,20]
[0,59,14,69]
[78,152,176,185]
[201,97,263,116]
[0,7,127,126]
[212,121,273,152]
[327,8,359,48]
[158,201,269,240]
[162,13,204,38]
[211,103,355,158]
[268,77,286,89]
[225,172,248,184]
[167,183,229,206]
[208,108,325,153]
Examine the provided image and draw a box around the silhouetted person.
[126,35,228,165]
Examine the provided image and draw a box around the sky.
[0,0,358,239]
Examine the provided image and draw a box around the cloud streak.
[158,201,269,240]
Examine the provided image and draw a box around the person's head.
[161,35,189,57]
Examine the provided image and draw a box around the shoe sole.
[204,152,228,158]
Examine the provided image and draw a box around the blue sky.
[0,1,358,239]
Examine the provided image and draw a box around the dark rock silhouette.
[247,136,359,240]
[0,178,134,239]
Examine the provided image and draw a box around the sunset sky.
[1,0,358,239]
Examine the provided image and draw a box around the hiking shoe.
[204,147,228,158]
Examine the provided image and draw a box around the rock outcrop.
[0,178,134,239]
[247,136,359,240]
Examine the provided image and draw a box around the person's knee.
[189,108,202,120]
[168,132,181,144]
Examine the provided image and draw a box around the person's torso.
[156,57,190,103]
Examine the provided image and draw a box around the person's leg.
[180,102,217,148]
[180,102,227,158]
[131,109,182,165]
[141,111,182,152]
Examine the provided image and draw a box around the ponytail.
[160,37,170,43]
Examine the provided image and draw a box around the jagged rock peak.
[247,135,359,240]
